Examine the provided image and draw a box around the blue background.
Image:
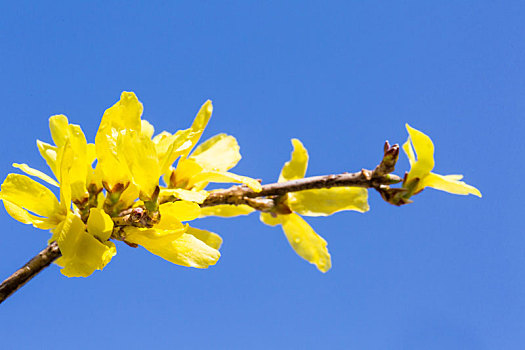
[0,2,523,349]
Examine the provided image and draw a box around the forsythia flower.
[161,101,262,194]
[402,124,481,198]
[1,115,116,277]
[260,139,369,272]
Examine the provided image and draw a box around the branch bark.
[0,142,402,305]
[0,241,61,304]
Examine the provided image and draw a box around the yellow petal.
[402,137,416,166]
[279,138,308,182]
[189,171,262,192]
[405,124,435,178]
[186,226,223,249]
[117,132,160,198]
[159,188,208,203]
[421,172,482,197]
[281,213,331,273]
[0,174,61,218]
[2,199,57,229]
[191,134,241,171]
[49,115,69,147]
[86,143,97,166]
[87,208,114,241]
[182,100,213,157]
[288,187,369,216]
[160,201,201,222]
[64,124,90,201]
[200,204,255,218]
[119,183,140,208]
[141,119,155,139]
[36,140,58,179]
[96,91,143,139]
[125,227,219,268]
[171,158,204,188]
[57,214,116,277]
[56,142,72,207]
[154,129,194,175]
[94,92,143,188]
[260,212,284,226]
[12,163,59,187]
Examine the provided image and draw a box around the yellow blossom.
[0,130,116,277]
[260,139,369,272]
[402,124,481,197]
[123,201,221,268]
[165,101,262,193]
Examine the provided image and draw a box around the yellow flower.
[402,124,481,197]
[123,201,221,268]
[260,139,369,272]
[163,100,262,193]
[53,209,116,277]
[1,117,116,277]
[94,91,143,193]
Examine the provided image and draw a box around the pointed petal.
[189,171,262,192]
[94,92,142,188]
[402,137,416,166]
[1,199,57,229]
[186,226,223,249]
[49,115,69,147]
[421,172,482,197]
[36,140,58,180]
[0,174,60,218]
[279,138,308,183]
[181,100,213,157]
[12,163,59,187]
[281,213,331,273]
[159,188,208,203]
[288,187,369,216]
[200,204,255,218]
[125,227,219,268]
[155,129,194,175]
[87,208,114,241]
[191,134,241,171]
[405,124,435,176]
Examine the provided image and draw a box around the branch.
[0,142,401,304]
[0,241,61,304]
[203,142,402,208]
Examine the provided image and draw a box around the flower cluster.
[0,92,261,277]
[260,139,369,272]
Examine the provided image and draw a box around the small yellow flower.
[164,100,262,193]
[123,201,221,268]
[402,124,481,197]
[1,117,117,277]
[260,139,369,272]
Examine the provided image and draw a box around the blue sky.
[0,1,523,349]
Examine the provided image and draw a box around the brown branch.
[0,142,402,304]
[0,241,61,304]
[202,142,401,208]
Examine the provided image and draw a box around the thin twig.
[0,241,61,304]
